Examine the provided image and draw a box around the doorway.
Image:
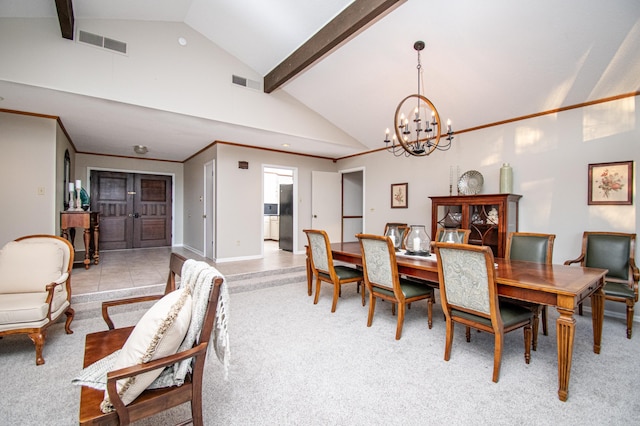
[90,170,173,250]
[263,166,295,255]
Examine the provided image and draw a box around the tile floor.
[71,240,307,295]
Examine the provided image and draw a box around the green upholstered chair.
[433,242,533,383]
[304,229,364,312]
[504,232,555,350]
[356,234,434,340]
[564,232,638,339]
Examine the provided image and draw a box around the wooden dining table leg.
[590,281,605,354]
[556,303,576,402]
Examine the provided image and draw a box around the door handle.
[313,215,317,218]
[133,213,140,218]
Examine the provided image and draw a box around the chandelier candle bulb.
[69,182,74,192]
[76,179,81,189]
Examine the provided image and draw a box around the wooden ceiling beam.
[264,0,405,93]
[55,0,75,40]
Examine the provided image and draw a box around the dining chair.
[504,232,555,350]
[434,228,471,244]
[356,233,434,340]
[564,232,638,338]
[304,229,364,312]
[433,242,533,383]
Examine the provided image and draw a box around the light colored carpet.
[1,280,639,425]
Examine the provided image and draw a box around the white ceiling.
[1,0,639,161]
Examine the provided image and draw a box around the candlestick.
[73,188,81,210]
[69,182,74,192]
[76,179,81,190]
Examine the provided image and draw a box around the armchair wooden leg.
[524,324,532,364]
[360,282,365,306]
[313,278,321,305]
[465,326,471,342]
[532,307,539,351]
[427,298,433,329]
[28,332,46,365]
[331,282,340,312]
[367,296,377,327]
[578,302,583,316]
[626,300,634,339]
[64,307,75,334]
[541,306,548,336]
[492,332,504,383]
[395,303,406,340]
[444,320,454,361]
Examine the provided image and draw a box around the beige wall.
[183,143,338,260]
[0,112,58,244]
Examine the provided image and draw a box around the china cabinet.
[429,194,521,258]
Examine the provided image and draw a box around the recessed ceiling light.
[282,143,290,147]
[134,145,148,154]
[178,37,187,46]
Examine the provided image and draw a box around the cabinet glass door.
[468,203,500,256]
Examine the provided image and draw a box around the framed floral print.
[391,183,408,208]
[588,161,633,205]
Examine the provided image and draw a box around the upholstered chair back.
[360,237,395,290]
[507,233,555,264]
[306,230,331,273]
[585,234,632,281]
[436,245,493,316]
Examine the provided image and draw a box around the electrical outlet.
[236,240,241,246]
[37,187,45,195]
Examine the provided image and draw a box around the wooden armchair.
[78,253,226,425]
[564,232,638,338]
[433,242,533,382]
[0,234,74,365]
[504,232,555,350]
[357,234,434,340]
[304,229,364,311]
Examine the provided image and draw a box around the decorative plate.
[458,170,484,195]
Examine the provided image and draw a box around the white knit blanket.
[72,259,230,390]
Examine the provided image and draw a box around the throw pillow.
[101,286,192,412]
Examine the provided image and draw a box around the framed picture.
[588,161,633,205]
[391,183,408,208]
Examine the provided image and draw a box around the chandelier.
[384,41,454,157]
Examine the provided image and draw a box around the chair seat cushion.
[319,265,362,281]
[604,281,634,298]
[0,292,50,325]
[101,286,192,412]
[453,302,532,328]
[399,278,434,298]
[0,241,64,294]
[373,278,433,299]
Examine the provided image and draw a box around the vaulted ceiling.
[1,0,639,161]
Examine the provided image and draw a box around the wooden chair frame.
[564,231,638,339]
[304,229,364,311]
[78,253,224,425]
[357,233,434,340]
[433,242,532,382]
[0,234,75,365]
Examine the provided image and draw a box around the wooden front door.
[90,171,172,250]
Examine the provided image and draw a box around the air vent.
[232,74,262,91]
[78,30,127,55]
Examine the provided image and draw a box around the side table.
[61,211,100,269]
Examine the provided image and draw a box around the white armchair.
[0,234,75,365]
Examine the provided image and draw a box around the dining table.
[325,241,608,402]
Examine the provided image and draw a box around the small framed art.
[391,183,408,208]
[588,161,633,205]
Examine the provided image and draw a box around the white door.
[204,161,215,259]
[311,171,341,242]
